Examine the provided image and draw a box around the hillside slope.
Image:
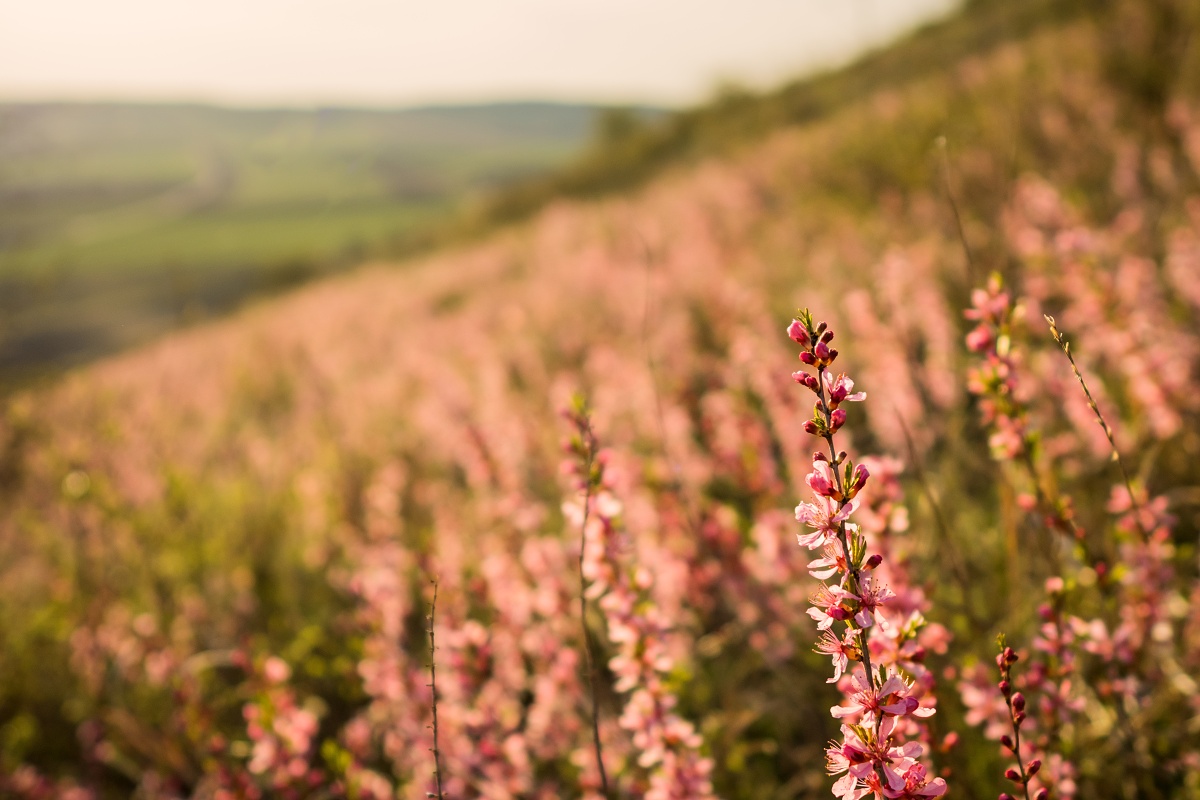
[1,3,1199,797]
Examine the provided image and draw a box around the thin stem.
[427,579,445,800]
[1044,315,1149,542]
[937,135,977,283]
[576,423,611,799]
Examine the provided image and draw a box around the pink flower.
[264,656,291,685]
[808,540,848,580]
[824,372,867,406]
[825,725,876,786]
[807,460,842,499]
[831,671,935,720]
[882,760,948,798]
[808,584,853,631]
[965,325,994,353]
[815,630,860,683]
[795,496,858,549]
[851,576,895,628]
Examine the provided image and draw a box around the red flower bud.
[998,680,1011,696]
[830,408,847,432]
[865,554,883,569]
[803,420,820,436]
[1000,735,1014,750]
[1004,768,1022,783]
[1026,760,1041,778]
[1012,692,1026,712]
[999,794,1015,800]
[1034,790,1049,800]
[800,351,816,365]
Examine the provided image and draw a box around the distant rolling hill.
[0,101,663,383]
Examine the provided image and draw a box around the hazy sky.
[0,0,959,107]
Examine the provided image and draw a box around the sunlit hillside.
[2,0,1199,798]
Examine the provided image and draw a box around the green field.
[0,102,660,381]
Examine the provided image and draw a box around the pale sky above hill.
[0,0,959,107]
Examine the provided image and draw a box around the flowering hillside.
[2,6,1199,799]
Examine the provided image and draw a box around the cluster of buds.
[788,310,946,800]
[995,642,1048,800]
[964,275,1031,462]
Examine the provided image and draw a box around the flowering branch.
[788,309,946,800]
[965,278,1082,544]
[994,639,1044,800]
[564,399,612,799]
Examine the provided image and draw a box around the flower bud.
[787,319,810,344]
[1033,790,1048,800]
[1004,768,1022,783]
[966,325,994,353]
[999,794,1015,800]
[1014,710,1026,724]
[1000,734,1014,750]
[1011,692,1025,712]
[814,451,828,462]
[803,420,820,436]
[830,408,847,432]
[998,679,1011,696]
[865,554,883,569]
[1026,759,1041,777]
[800,351,816,365]
[820,330,834,344]
[848,463,870,496]
[814,341,831,361]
